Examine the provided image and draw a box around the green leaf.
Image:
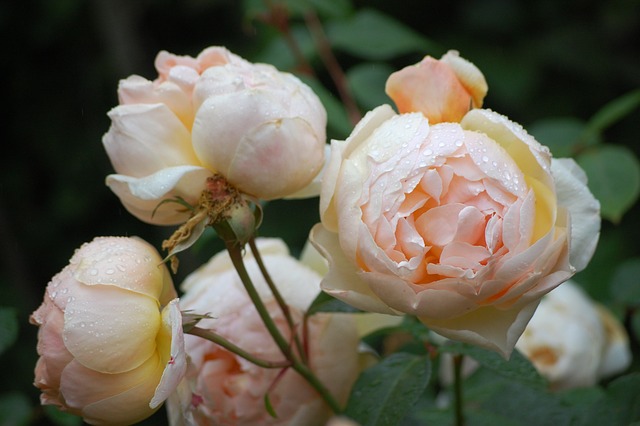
[576,144,640,222]
[631,310,640,344]
[0,392,32,426]
[298,74,353,139]
[347,62,395,111]
[254,24,316,71]
[264,393,278,419]
[326,9,438,60]
[440,341,546,388]
[585,373,640,425]
[243,0,352,20]
[307,0,353,19]
[44,404,83,426]
[610,258,640,306]
[344,352,431,426]
[306,291,361,316]
[0,307,18,356]
[586,89,640,137]
[528,117,591,158]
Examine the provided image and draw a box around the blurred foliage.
[1,0,639,424]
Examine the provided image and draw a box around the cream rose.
[516,281,631,389]
[167,238,361,426]
[30,237,186,425]
[103,46,327,225]
[310,104,600,357]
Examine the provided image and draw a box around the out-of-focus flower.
[311,102,600,357]
[104,46,327,225]
[169,238,361,426]
[385,50,488,124]
[30,237,185,425]
[516,281,631,390]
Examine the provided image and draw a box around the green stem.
[291,360,342,414]
[224,239,342,415]
[187,326,290,369]
[248,237,307,363]
[224,240,295,360]
[453,353,465,426]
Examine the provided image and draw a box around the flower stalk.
[453,353,465,426]
[223,238,342,414]
[187,326,291,369]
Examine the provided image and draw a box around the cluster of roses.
[31,46,629,425]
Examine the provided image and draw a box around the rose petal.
[440,50,488,108]
[150,300,186,409]
[420,300,540,358]
[103,104,200,178]
[385,55,473,123]
[63,284,161,374]
[320,106,397,230]
[106,165,213,225]
[310,224,399,315]
[73,237,170,301]
[551,158,601,272]
[226,117,324,199]
[60,354,163,424]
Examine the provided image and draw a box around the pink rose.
[385,50,488,124]
[103,46,327,225]
[310,104,600,357]
[30,237,186,424]
[168,238,360,426]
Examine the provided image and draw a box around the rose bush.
[516,281,631,389]
[167,238,361,426]
[30,237,186,425]
[310,94,600,355]
[103,46,327,225]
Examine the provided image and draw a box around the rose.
[167,238,360,426]
[103,46,327,225]
[310,103,600,357]
[30,237,186,424]
[385,50,488,124]
[516,281,631,389]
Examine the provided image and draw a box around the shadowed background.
[1,0,638,424]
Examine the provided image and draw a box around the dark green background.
[1,0,638,424]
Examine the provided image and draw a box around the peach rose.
[310,104,600,357]
[385,50,488,124]
[167,238,360,426]
[30,237,186,424]
[516,281,631,389]
[103,46,327,225]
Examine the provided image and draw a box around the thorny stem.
[248,237,308,363]
[304,10,362,125]
[453,353,466,426]
[187,326,290,369]
[224,239,342,414]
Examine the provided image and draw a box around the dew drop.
[105,268,115,275]
[424,149,433,156]
[455,140,463,147]
[482,156,489,163]
[116,264,126,272]
[89,268,99,276]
